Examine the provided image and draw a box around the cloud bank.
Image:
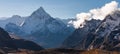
[72,1,119,29]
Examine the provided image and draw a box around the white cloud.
[72,1,119,29]
[90,1,118,20]
[73,13,91,28]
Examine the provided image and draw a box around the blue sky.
[0,0,119,19]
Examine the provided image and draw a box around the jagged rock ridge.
[62,11,120,51]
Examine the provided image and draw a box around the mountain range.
[0,2,120,53]
[0,7,74,48]
[62,10,120,51]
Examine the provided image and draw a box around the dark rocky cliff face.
[62,11,120,51]
[0,27,11,41]
[62,19,101,49]
[0,27,44,52]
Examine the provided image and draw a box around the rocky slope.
[0,27,44,52]
[62,19,101,49]
[62,11,120,51]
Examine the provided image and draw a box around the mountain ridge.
[5,7,74,48]
[62,10,120,51]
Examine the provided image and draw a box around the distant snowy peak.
[11,15,21,18]
[0,15,25,28]
[4,7,75,48]
[20,7,71,34]
[30,7,52,19]
[21,7,55,34]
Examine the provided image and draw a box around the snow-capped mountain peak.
[37,7,46,13]
[4,7,74,48]
[30,7,51,18]
[21,7,54,34]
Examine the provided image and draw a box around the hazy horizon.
[0,0,119,19]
